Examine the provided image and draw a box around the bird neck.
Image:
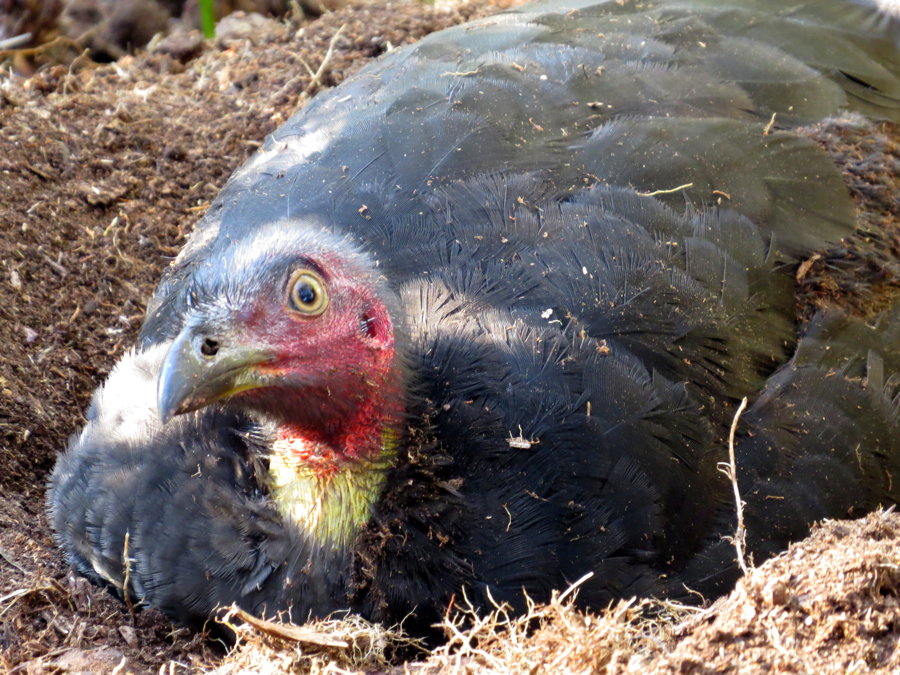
[266,379,404,550]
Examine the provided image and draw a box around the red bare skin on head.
[236,253,403,473]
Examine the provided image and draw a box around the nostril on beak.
[200,338,220,358]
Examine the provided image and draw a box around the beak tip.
[157,387,177,426]
[157,348,190,426]
[155,327,271,425]
[157,406,174,426]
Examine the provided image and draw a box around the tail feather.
[742,308,900,537]
[681,308,900,597]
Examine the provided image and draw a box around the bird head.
[156,222,405,463]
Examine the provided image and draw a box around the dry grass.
[421,587,692,675]
[204,577,698,675]
[200,511,900,675]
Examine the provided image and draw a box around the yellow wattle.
[267,429,398,550]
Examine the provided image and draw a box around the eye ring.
[288,270,328,316]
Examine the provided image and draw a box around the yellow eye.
[288,270,328,316]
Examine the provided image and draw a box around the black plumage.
[49,0,900,637]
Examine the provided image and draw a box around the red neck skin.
[264,313,405,478]
[272,367,405,478]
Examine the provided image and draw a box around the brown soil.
[1,2,899,673]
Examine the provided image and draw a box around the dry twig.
[304,23,348,95]
[121,531,136,622]
[718,397,750,575]
[210,606,419,675]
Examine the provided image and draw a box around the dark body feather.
[50,0,900,636]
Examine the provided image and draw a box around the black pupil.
[297,282,316,305]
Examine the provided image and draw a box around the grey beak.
[157,327,275,424]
